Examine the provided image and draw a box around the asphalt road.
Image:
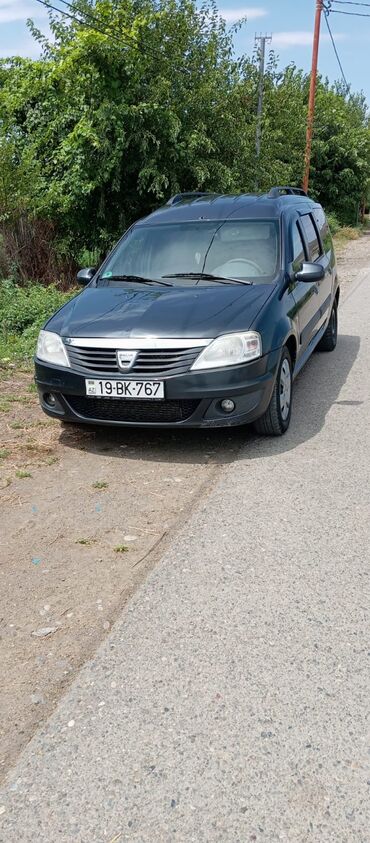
[0,269,369,842]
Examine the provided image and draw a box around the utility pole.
[255,33,272,190]
[303,0,323,193]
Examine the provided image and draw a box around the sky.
[0,0,366,102]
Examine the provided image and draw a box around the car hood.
[46,282,274,340]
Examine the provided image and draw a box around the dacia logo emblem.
[117,350,138,371]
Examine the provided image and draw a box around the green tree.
[310,84,370,224]
[0,1,369,283]
[0,0,249,262]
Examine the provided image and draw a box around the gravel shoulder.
[0,232,367,785]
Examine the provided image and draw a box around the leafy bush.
[0,279,76,362]
[327,213,341,235]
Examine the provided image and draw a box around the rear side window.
[292,223,306,273]
[313,207,333,256]
[323,226,334,256]
[301,214,321,261]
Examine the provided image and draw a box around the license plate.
[85,379,164,399]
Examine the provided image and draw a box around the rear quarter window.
[301,214,321,261]
[313,207,333,256]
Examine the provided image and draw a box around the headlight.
[191,332,262,370]
[36,330,70,368]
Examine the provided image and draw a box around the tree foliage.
[0,0,369,282]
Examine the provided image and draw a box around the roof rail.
[166,191,212,206]
[268,186,307,198]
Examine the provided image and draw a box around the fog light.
[220,399,235,414]
[44,393,56,407]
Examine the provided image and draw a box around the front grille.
[65,345,203,376]
[65,395,200,423]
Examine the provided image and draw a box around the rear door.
[289,216,319,357]
[293,211,333,352]
[311,207,336,321]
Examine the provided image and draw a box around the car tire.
[254,347,293,436]
[316,301,338,352]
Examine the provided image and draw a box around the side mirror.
[76,267,96,286]
[295,261,325,283]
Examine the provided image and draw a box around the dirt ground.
[0,233,367,784]
[0,374,245,783]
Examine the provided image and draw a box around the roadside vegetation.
[0,0,369,368]
[0,0,370,285]
[0,281,76,364]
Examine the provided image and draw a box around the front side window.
[301,214,321,261]
[100,220,280,285]
[292,222,306,273]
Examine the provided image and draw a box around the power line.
[55,0,148,46]
[332,1,370,6]
[33,0,192,74]
[323,5,351,92]
[54,0,213,55]
[34,0,129,47]
[328,7,370,14]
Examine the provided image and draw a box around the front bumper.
[35,349,281,429]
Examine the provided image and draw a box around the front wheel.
[254,347,293,436]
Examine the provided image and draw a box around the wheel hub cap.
[280,359,291,421]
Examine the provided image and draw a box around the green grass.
[16,469,32,479]
[0,279,77,363]
[2,394,34,404]
[75,537,95,545]
[92,480,108,489]
[0,448,10,458]
[114,544,129,553]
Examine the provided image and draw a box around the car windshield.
[100,220,280,285]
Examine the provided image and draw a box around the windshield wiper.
[162,272,252,286]
[98,274,172,287]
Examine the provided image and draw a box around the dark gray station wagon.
[35,186,339,436]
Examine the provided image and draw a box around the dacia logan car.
[35,187,339,436]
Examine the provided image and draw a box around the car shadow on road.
[245,332,360,460]
[59,334,360,465]
[59,416,247,466]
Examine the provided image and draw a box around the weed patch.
[0,280,77,363]
[92,480,108,489]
